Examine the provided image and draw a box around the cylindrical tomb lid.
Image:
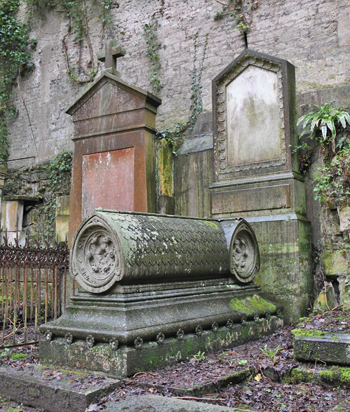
[70,210,231,293]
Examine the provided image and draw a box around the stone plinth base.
[0,365,119,412]
[294,333,350,366]
[40,316,283,378]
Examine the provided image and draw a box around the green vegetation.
[142,22,163,94]
[319,366,350,385]
[230,295,276,317]
[237,359,248,366]
[156,31,209,150]
[213,0,259,35]
[297,102,350,254]
[283,368,314,384]
[0,0,35,166]
[10,353,27,360]
[192,351,206,361]
[298,102,350,160]
[291,329,326,337]
[260,344,281,363]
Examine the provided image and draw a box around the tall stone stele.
[210,49,313,321]
[66,40,161,243]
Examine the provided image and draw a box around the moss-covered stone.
[230,295,276,318]
[321,249,349,277]
[40,317,283,378]
[293,332,350,366]
[292,329,326,337]
[284,368,314,384]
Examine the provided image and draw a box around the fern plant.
[298,102,350,159]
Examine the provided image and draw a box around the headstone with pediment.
[66,40,161,243]
[210,49,313,321]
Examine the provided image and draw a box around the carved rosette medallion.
[71,219,123,293]
[229,224,259,283]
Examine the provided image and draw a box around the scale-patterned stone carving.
[71,210,260,293]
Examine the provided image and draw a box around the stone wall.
[8,0,350,169]
[5,0,350,313]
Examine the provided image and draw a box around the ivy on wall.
[0,0,114,168]
[0,0,35,166]
[142,22,163,94]
[24,0,114,83]
[156,31,209,150]
[214,0,259,46]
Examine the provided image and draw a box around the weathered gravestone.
[210,49,313,322]
[66,40,161,242]
[40,209,282,377]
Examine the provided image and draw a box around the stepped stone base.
[40,316,283,378]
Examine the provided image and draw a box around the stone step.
[0,364,119,412]
[293,332,350,366]
[101,394,260,412]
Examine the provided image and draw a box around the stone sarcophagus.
[40,211,282,377]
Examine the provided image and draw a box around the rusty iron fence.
[0,233,69,347]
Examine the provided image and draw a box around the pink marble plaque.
[82,148,135,218]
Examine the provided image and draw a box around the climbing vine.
[156,32,209,149]
[189,31,209,131]
[24,0,114,84]
[142,22,163,94]
[0,0,114,167]
[214,0,259,46]
[0,0,35,166]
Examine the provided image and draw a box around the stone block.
[322,249,349,277]
[294,332,350,366]
[338,205,350,231]
[106,394,247,412]
[247,215,312,322]
[56,195,70,216]
[0,365,119,412]
[338,277,350,310]
[56,216,69,242]
[40,317,283,379]
[226,65,282,166]
[66,72,161,242]
[1,200,24,232]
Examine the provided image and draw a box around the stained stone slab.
[40,317,283,378]
[294,332,350,366]
[210,49,312,322]
[66,70,162,242]
[102,394,261,412]
[0,364,119,412]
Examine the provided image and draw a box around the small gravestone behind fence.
[0,234,69,347]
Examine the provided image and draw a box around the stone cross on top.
[97,39,125,76]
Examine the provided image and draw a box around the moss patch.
[230,295,276,317]
[284,368,314,384]
[292,329,327,337]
